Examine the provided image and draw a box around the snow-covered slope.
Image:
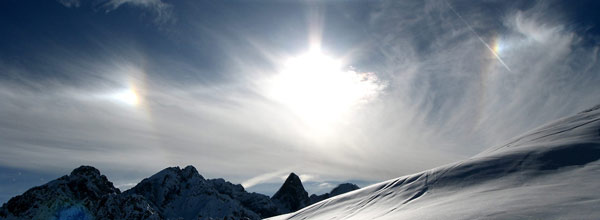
[269,106,600,220]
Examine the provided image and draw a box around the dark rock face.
[0,165,159,220]
[209,178,281,218]
[308,193,329,205]
[309,183,360,205]
[271,173,310,213]
[67,166,121,201]
[126,165,261,220]
[330,183,360,197]
[96,194,161,220]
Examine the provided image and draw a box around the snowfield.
[269,105,600,220]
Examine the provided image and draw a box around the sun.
[267,48,383,128]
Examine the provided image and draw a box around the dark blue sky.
[1,0,599,204]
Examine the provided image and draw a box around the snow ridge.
[269,107,600,220]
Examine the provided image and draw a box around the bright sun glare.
[268,48,383,128]
[112,87,140,106]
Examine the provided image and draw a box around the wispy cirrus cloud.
[57,0,81,8]
[56,0,173,23]
[102,0,173,23]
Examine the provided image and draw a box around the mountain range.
[0,165,358,220]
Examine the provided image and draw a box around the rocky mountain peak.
[70,165,101,177]
[125,166,262,219]
[283,173,302,187]
[151,166,206,184]
[0,165,128,219]
[66,165,120,197]
[182,165,201,179]
[271,173,310,213]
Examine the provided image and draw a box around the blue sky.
[1,0,600,203]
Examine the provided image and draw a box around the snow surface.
[268,106,600,220]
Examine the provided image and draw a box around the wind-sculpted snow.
[269,106,600,220]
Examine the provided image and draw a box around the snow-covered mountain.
[0,166,160,220]
[269,105,600,220]
[125,165,263,220]
[0,165,277,220]
[0,163,359,219]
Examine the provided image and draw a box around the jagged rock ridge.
[0,166,359,220]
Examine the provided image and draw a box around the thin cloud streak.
[56,0,174,24]
[241,169,293,189]
[102,0,173,23]
[445,0,512,72]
